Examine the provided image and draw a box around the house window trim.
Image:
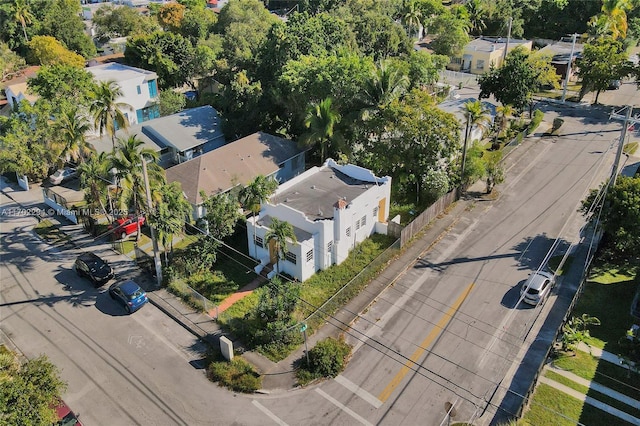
[346,227,351,237]
[285,251,297,264]
[255,236,264,248]
[306,249,313,263]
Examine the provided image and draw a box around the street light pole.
[140,154,163,287]
[561,33,578,103]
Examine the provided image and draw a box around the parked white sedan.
[49,167,78,185]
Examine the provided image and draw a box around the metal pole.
[460,115,471,186]
[561,34,578,102]
[610,106,634,185]
[140,155,163,287]
[303,329,310,366]
[502,17,513,63]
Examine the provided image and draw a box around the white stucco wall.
[246,160,392,282]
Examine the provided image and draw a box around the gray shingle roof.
[165,132,306,205]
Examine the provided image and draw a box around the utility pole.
[460,115,471,192]
[561,34,579,102]
[140,155,163,287]
[609,106,640,185]
[502,17,513,62]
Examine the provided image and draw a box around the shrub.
[528,109,544,133]
[296,336,351,385]
[207,357,262,393]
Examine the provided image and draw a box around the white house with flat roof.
[247,159,392,282]
[86,62,160,127]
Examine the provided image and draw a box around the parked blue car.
[108,280,148,314]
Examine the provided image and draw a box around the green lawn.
[544,370,640,419]
[573,262,639,354]
[523,383,583,426]
[522,257,640,425]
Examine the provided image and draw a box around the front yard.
[522,261,640,425]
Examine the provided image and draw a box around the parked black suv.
[74,253,114,286]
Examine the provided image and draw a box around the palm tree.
[53,108,94,164]
[149,181,192,264]
[362,60,409,113]
[240,175,279,257]
[493,104,515,146]
[90,80,129,152]
[13,0,34,43]
[401,0,422,39]
[77,151,113,222]
[111,134,164,240]
[462,100,491,142]
[460,100,491,180]
[265,218,297,274]
[301,97,342,164]
[465,0,487,36]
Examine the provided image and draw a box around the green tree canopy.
[215,0,279,72]
[479,47,557,112]
[258,12,356,83]
[92,4,160,41]
[341,5,412,59]
[0,100,55,179]
[27,35,85,67]
[157,89,186,116]
[27,64,97,108]
[0,41,26,80]
[581,176,640,258]
[576,37,628,104]
[354,89,460,204]
[0,353,67,425]
[200,191,244,241]
[125,32,196,89]
[39,0,96,58]
[265,217,297,274]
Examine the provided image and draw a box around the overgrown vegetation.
[207,353,262,393]
[0,348,67,425]
[218,234,396,361]
[296,336,351,386]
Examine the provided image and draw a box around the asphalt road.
[0,201,254,425]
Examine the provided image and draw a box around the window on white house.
[255,236,263,248]
[361,215,366,226]
[285,251,297,264]
[355,219,360,230]
[306,250,313,262]
[373,206,378,217]
[346,227,351,237]
[327,241,333,252]
[136,85,141,95]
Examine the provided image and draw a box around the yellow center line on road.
[377,282,475,403]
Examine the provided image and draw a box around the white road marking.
[334,375,382,408]
[251,400,289,426]
[315,388,374,426]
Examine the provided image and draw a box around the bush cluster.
[296,337,351,385]
[207,357,262,393]
[528,109,544,133]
